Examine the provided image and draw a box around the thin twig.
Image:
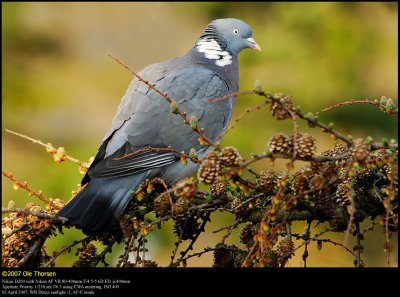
[180,247,217,263]
[207,90,255,104]
[2,171,50,204]
[2,207,67,224]
[342,165,354,248]
[170,212,211,267]
[117,234,136,268]
[169,236,183,267]
[134,236,142,266]
[292,229,357,258]
[259,92,353,145]
[385,202,391,267]
[302,221,311,268]
[181,246,238,264]
[44,237,90,267]
[15,237,45,268]
[151,177,174,214]
[2,222,30,241]
[90,237,117,267]
[5,129,91,170]
[217,101,269,140]
[355,222,362,267]
[221,218,241,244]
[206,90,355,145]
[315,99,397,115]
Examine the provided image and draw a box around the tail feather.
[58,173,146,234]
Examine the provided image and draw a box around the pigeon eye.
[233,29,239,35]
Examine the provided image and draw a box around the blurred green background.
[2,2,398,267]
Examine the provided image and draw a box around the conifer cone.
[173,198,191,217]
[240,223,255,245]
[293,133,316,158]
[270,92,293,120]
[211,179,228,199]
[321,143,348,157]
[292,168,313,196]
[174,177,197,200]
[276,238,295,266]
[230,197,245,214]
[47,198,65,214]
[73,244,97,267]
[268,133,292,155]
[335,180,352,206]
[174,216,201,240]
[213,244,235,267]
[257,170,277,194]
[351,138,369,161]
[197,152,221,184]
[139,260,158,267]
[310,174,327,191]
[220,146,243,167]
[153,195,170,216]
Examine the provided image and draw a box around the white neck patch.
[196,39,232,67]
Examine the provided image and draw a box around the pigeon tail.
[58,173,146,234]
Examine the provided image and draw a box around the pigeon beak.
[247,37,261,52]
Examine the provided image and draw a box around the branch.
[315,99,398,115]
[170,212,211,267]
[5,129,92,173]
[2,207,68,224]
[265,92,353,145]
[2,171,50,204]
[90,237,117,267]
[44,237,90,267]
[293,235,357,258]
[207,90,255,104]
[15,237,45,268]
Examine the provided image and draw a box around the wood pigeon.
[58,18,261,234]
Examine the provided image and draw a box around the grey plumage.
[58,18,260,234]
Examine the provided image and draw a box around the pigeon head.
[195,18,260,66]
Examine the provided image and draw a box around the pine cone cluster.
[2,202,55,267]
[73,244,97,267]
[220,146,243,167]
[293,133,316,158]
[351,138,369,161]
[321,143,348,157]
[119,215,133,238]
[276,238,295,267]
[335,180,352,206]
[174,177,197,200]
[211,179,228,199]
[173,198,191,217]
[213,244,237,267]
[46,198,65,214]
[257,170,277,194]
[310,174,327,191]
[270,92,293,120]
[138,260,158,267]
[268,133,292,155]
[153,195,170,217]
[240,223,255,245]
[197,152,221,184]
[229,197,245,214]
[174,216,201,240]
[292,169,312,196]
